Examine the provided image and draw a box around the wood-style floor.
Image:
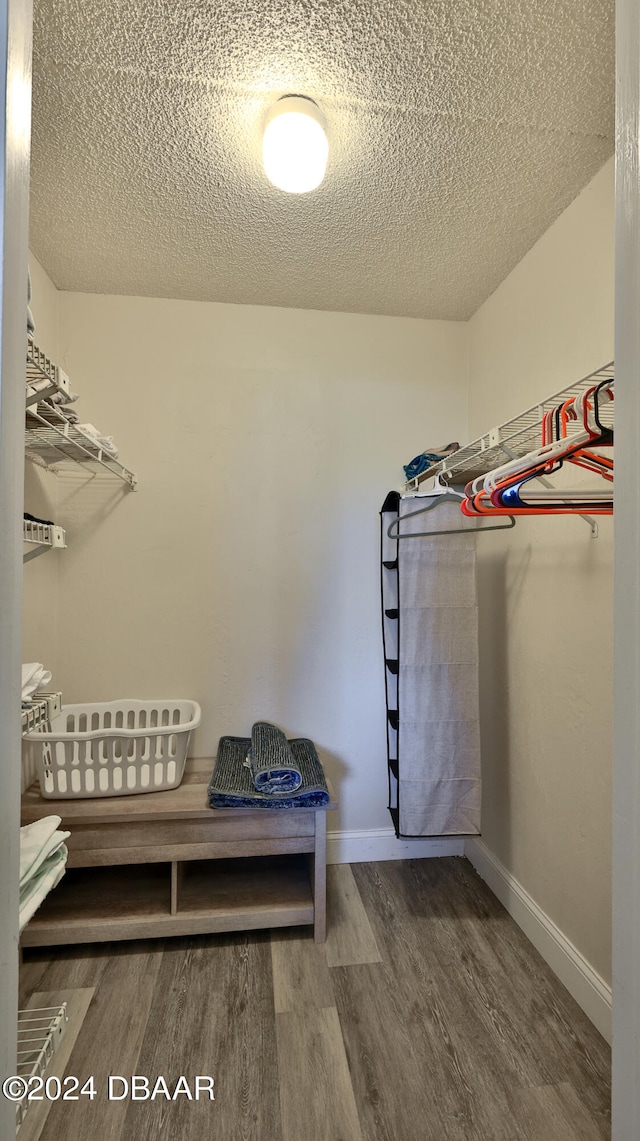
[18,856,611,1141]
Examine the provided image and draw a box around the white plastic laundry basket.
[23,699,201,799]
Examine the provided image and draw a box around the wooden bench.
[20,757,337,946]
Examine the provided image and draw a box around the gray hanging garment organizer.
[380,491,481,837]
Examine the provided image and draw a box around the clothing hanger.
[494,482,613,512]
[560,383,614,480]
[387,476,516,538]
[476,383,613,502]
[461,466,611,520]
[465,453,612,515]
[464,382,614,512]
[489,397,613,509]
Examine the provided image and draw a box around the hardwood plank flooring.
[331,960,478,1141]
[391,858,611,1129]
[324,864,382,968]
[271,928,335,1013]
[34,943,163,1141]
[276,1006,363,1141]
[19,857,611,1141]
[351,859,610,1138]
[513,1083,608,1141]
[18,942,110,1007]
[352,861,562,1091]
[120,933,282,1141]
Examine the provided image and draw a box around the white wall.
[27,282,468,835]
[467,158,614,983]
[29,251,58,356]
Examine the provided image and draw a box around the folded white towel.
[19,816,70,933]
[20,816,69,887]
[19,847,68,933]
[34,400,79,425]
[50,388,79,406]
[76,423,119,459]
[26,377,50,396]
[21,662,52,701]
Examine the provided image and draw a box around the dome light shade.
[263,96,328,194]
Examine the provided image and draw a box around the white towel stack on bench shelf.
[19,816,70,934]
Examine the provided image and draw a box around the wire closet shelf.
[15,1003,68,1129]
[25,337,137,489]
[403,361,614,493]
[26,338,69,407]
[25,404,137,488]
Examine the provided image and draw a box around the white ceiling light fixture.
[262,95,329,194]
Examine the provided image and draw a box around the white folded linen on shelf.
[19,815,70,933]
[48,404,79,424]
[76,422,119,459]
[50,388,79,406]
[21,662,52,701]
[27,391,79,409]
[26,377,50,396]
[20,816,68,886]
[34,400,79,424]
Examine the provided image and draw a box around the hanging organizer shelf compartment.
[404,361,614,492]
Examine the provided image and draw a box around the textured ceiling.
[29,0,614,320]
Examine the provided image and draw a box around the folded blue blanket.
[209,735,330,809]
[247,721,302,794]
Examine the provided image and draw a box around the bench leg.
[311,810,327,943]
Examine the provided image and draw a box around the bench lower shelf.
[21,857,316,946]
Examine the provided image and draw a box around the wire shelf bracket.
[21,693,62,735]
[23,520,67,562]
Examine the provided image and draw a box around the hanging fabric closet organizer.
[380,491,482,838]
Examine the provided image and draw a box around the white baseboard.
[327,827,464,865]
[465,838,612,1043]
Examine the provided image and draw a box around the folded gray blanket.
[209,734,330,809]
[247,721,302,794]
